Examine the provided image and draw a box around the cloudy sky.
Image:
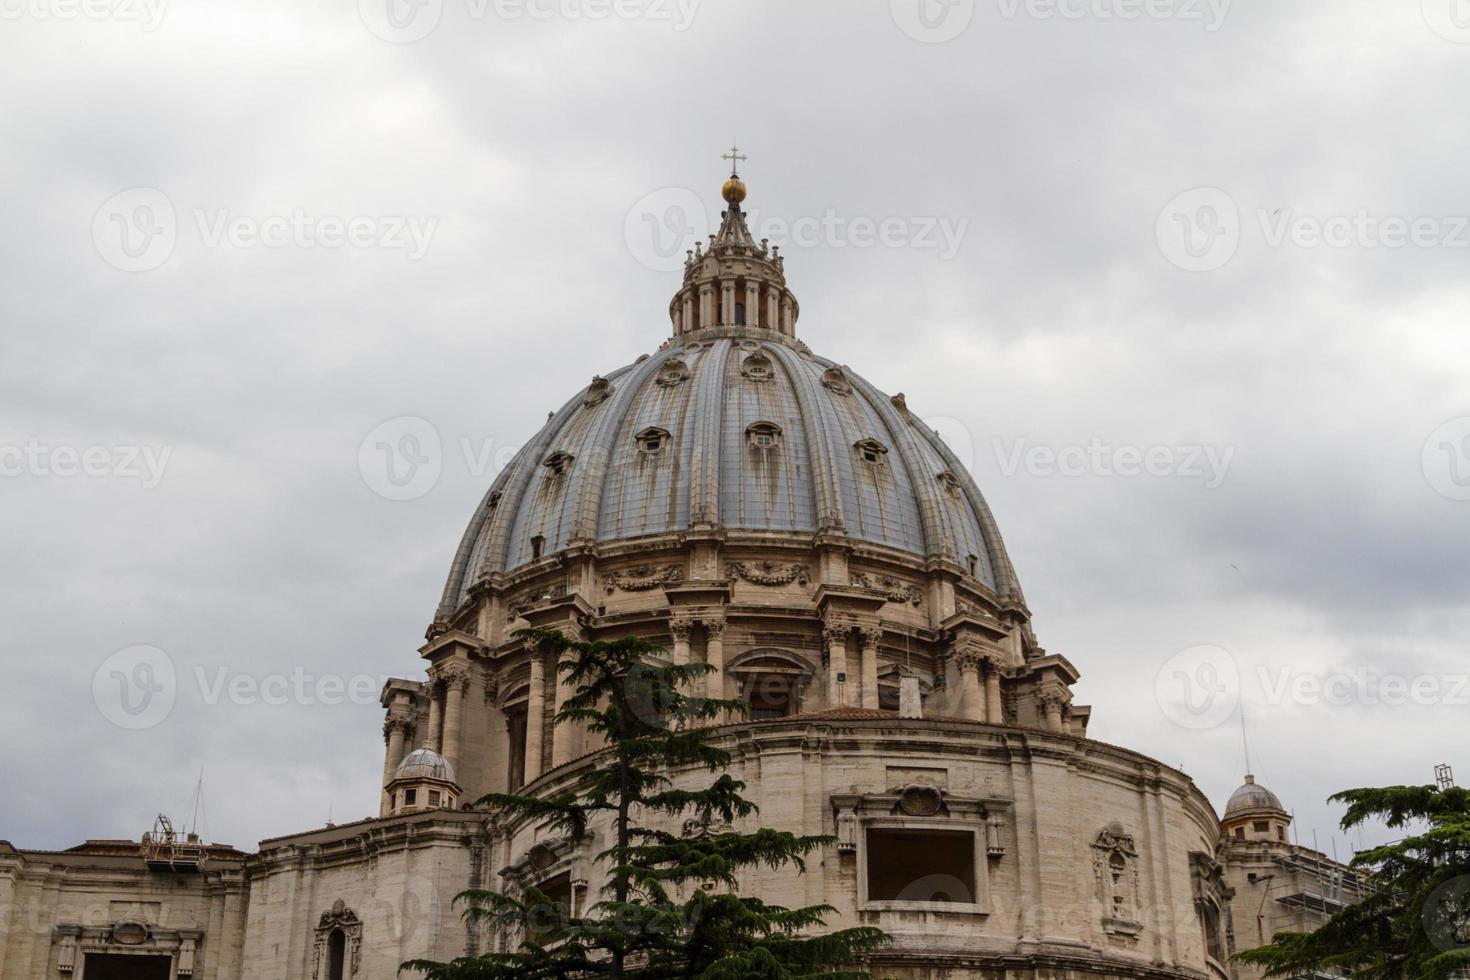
[2,0,1466,857]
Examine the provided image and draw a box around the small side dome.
[395,748,456,784]
[1224,774,1284,817]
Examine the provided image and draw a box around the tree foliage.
[402,629,888,979]
[1234,783,1470,979]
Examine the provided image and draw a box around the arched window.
[327,929,346,980]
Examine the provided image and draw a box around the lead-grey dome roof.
[1224,775,1285,816]
[394,748,456,784]
[436,337,1021,618]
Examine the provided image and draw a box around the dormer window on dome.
[747,422,782,450]
[584,376,613,407]
[655,358,688,388]
[937,470,963,496]
[741,352,773,382]
[636,427,670,455]
[855,439,889,465]
[822,367,853,395]
[543,451,574,476]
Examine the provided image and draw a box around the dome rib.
[763,343,845,533]
[567,351,678,546]
[838,363,959,562]
[686,339,731,525]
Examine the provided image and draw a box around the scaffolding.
[141,814,207,873]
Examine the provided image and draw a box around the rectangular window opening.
[865,827,975,904]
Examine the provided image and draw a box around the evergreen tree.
[1234,782,1470,979]
[403,628,888,979]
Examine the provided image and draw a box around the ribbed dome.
[394,748,456,784]
[1224,774,1284,816]
[436,338,1020,616]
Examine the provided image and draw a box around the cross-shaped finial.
[721,143,747,176]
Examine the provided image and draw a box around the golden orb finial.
[720,143,749,204]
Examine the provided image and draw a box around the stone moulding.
[727,559,809,586]
[603,564,683,593]
[851,571,923,606]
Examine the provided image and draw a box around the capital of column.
[1038,690,1069,711]
[670,616,697,641]
[821,619,852,646]
[701,618,726,638]
[435,664,471,692]
[857,625,883,648]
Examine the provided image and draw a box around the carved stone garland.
[604,564,683,593]
[727,560,809,586]
[851,571,923,606]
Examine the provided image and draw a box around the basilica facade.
[0,170,1354,980]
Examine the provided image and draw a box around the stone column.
[424,683,443,750]
[1041,691,1065,733]
[682,294,694,334]
[956,650,984,722]
[721,281,735,325]
[699,284,714,328]
[984,658,1004,726]
[824,622,850,708]
[781,297,794,335]
[441,667,467,771]
[670,617,693,667]
[859,626,882,710]
[766,289,780,330]
[524,654,545,783]
[744,282,760,325]
[704,618,726,721]
[381,717,408,814]
[551,646,577,769]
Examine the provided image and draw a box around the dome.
[393,748,456,784]
[1224,774,1284,816]
[436,341,1020,615]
